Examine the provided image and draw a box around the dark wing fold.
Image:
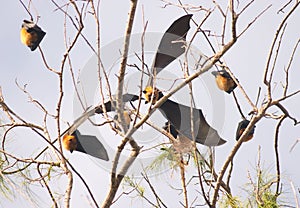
[29,26,46,51]
[67,93,140,134]
[74,130,109,161]
[148,14,192,85]
[95,93,140,114]
[235,119,255,141]
[159,99,226,146]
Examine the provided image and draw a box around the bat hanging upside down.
[20,20,46,51]
[63,130,109,161]
[143,86,226,146]
[211,70,237,94]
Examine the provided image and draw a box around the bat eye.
[142,90,146,94]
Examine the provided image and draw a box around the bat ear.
[70,149,73,153]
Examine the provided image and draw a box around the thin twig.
[19,0,34,21]
[37,163,59,208]
[264,2,300,86]
[277,0,292,14]
[232,91,246,119]
[283,38,300,97]
[180,162,188,208]
[290,180,300,208]
[274,115,286,196]
[142,172,168,208]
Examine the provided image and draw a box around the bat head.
[143,86,162,105]
[22,20,35,30]
[62,133,78,153]
[211,70,231,79]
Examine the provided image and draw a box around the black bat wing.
[95,93,140,114]
[148,14,192,85]
[159,99,226,146]
[27,24,46,51]
[236,120,255,141]
[74,130,109,161]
